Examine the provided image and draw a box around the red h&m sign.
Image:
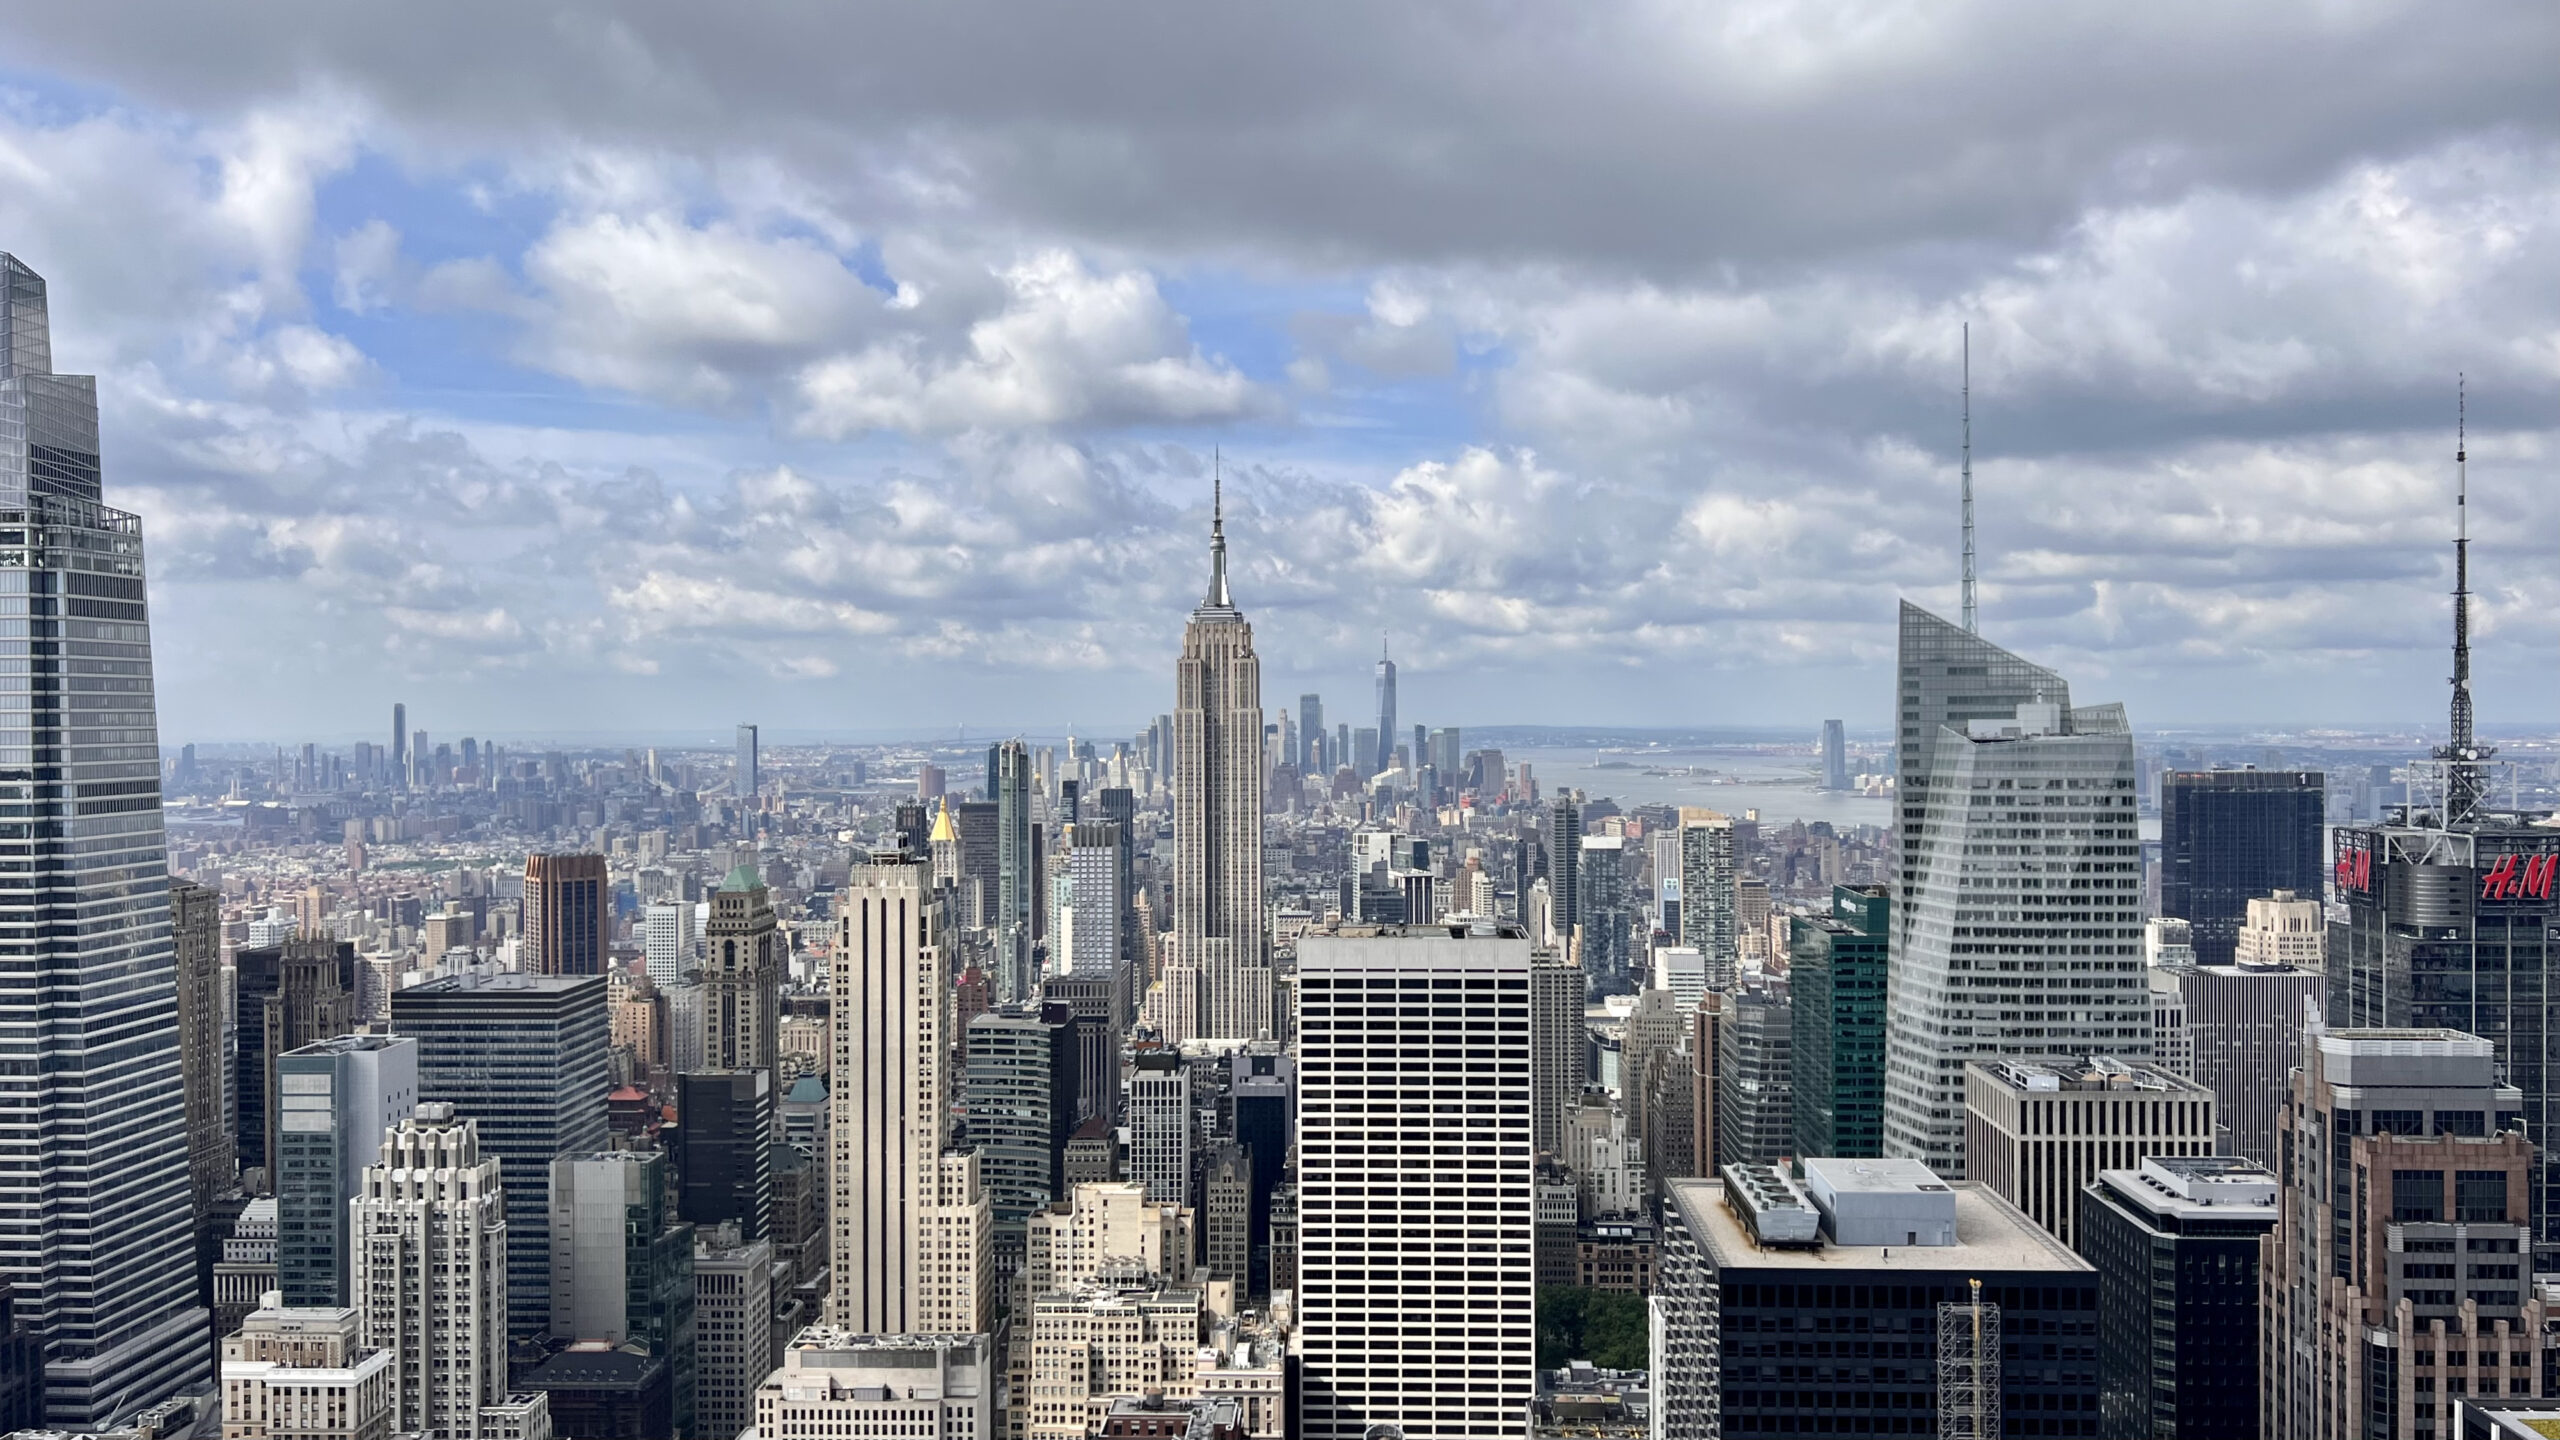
[2335,844,2372,894]
[2481,853,2558,902]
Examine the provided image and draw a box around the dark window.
[2393,1170,2446,1222]
[2372,1110,2424,1137]
[2433,1111,2487,1137]
[2457,1171,2509,1223]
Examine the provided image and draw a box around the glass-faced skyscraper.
[2158,768,2325,965]
[0,253,211,1423]
[1373,642,1396,774]
[1883,603,2148,1176]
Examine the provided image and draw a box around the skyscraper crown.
[0,254,49,381]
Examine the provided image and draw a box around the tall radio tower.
[2439,375,2491,825]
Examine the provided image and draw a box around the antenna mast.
[1961,323,1977,634]
[2439,376,2490,825]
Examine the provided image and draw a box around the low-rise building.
[219,1297,396,1440]
[748,1330,993,1440]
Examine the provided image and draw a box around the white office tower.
[219,1297,396,1440]
[352,1104,548,1440]
[1164,481,1271,1042]
[0,253,209,1425]
[829,849,992,1335]
[1676,811,1738,989]
[752,1331,993,1440]
[695,1225,774,1440]
[1055,821,1123,977]
[1882,604,2148,1177]
[642,901,695,988]
[1295,924,1535,1439]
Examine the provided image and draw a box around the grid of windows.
[1296,930,1535,1439]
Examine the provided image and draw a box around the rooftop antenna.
[2439,375,2490,825]
[1961,323,1977,634]
[1205,446,1231,609]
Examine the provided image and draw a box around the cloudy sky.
[2,3,2556,744]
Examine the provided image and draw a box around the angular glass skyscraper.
[0,253,210,1422]
[1884,603,2149,1176]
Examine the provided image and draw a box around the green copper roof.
[720,862,764,893]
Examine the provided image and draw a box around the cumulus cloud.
[0,4,2553,733]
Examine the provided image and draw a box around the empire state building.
[1164,478,1270,1041]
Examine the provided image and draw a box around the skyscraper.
[1294,924,1535,1438]
[827,849,991,1335]
[392,971,611,1339]
[2079,1156,2279,1440]
[1054,821,1122,977]
[351,1105,523,1440]
[642,900,695,990]
[173,880,231,1220]
[1549,795,1582,961]
[1299,693,1324,772]
[1882,603,2147,1177]
[391,702,407,788]
[1373,639,1396,774]
[523,852,610,977]
[961,1007,1077,1255]
[234,937,358,1188]
[1788,884,1889,1159]
[2261,1024,2551,1440]
[2158,768,2325,965]
[989,738,1035,1000]
[0,269,222,1412]
[701,862,780,1075]
[1715,973,1794,1167]
[274,1035,418,1309]
[1819,718,1849,790]
[1531,949,1588,1160]
[1676,809,1737,988]
[676,1069,775,1243]
[1164,480,1269,1042]
[548,1151,694,1440]
[1961,1056,2216,1248]
[735,722,759,799]
[1128,1052,1191,1206]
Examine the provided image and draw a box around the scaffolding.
[1937,1278,2000,1440]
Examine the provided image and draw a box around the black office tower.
[674,1069,775,1243]
[2078,1157,2278,1440]
[2159,769,2324,964]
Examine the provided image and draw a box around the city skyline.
[0,7,2554,737]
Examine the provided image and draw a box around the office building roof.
[1668,1176,2088,1275]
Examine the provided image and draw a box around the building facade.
[1165,489,1269,1043]
[2328,816,2560,1265]
[2079,1156,2279,1440]
[828,849,992,1336]
[351,1105,520,1440]
[1654,1160,2099,1439]
[701,863,781,1075]
[693,1228,774,1440]
[2159,768,2325,966]
[0,254,210,1423]
[390,971,611,1339]
[219,1299,397,1440]
[1531,950,1587,1160]
[676,1067,775,1243]
[1294,925,1535,1439]
[1790,884,1888,1159]
[2262,1024,2552,1440]
[546,1151,693,1438]
[1962,1057,2216,1248]
[1676,811,1737,989]
[1715,973,1793,1168]
[1883,604,2148,1177]
[751,1330,993,1440]
[275,1036,419,1308]
[1129,1053,1191,1207]
[522,853,609,977]
[2176,959,2326,1168]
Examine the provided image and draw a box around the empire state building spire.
[1201,448,1234,613]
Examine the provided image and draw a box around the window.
[2457,1172,2509,1223]
[2393,1170,2446,1222]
